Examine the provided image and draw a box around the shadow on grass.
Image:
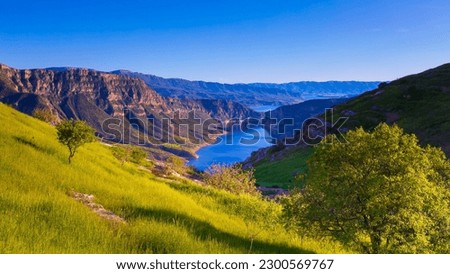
[126,207,315,254]
[14,136,46,152]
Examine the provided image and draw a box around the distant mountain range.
[112,70,380,107]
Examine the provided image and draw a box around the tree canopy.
[56,119,96,163]
[283,123,450,253]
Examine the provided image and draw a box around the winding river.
[188,127,273,171]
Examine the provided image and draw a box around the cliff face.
[0,64,167,117]
[0,64,260,149]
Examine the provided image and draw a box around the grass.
[0,103,345,254]
[253,147,313,188]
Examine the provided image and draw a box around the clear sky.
[1,0,449,83]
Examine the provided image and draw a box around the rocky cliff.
[0,63,260,154]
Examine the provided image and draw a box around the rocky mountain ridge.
[0,63,259,157]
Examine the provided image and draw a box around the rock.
[70,192,126,223]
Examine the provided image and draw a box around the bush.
[204,164,260,196]
[167,155,186,175]
[111,144,148,166]
[130,146,147,165]
[111,145,130,165]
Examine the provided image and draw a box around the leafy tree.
[204,164,260,196]
[56,119,96,163]
[282,123,450,253]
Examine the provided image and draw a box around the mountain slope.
[0,103,344,253]
[328,63,450,155]
[112,70,380,107]
[263,98,348,139]
[0,64,260,158]
[247,62,450,188]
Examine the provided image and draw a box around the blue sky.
[1,0,449,83]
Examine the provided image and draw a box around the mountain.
[0,63,259,158]
[246,62,450,188]
[263,98,348,139]
[324,63,450,155]
[112,70,380,107]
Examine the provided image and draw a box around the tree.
[56,119,96,164]
[204,164,260,196]
[282,123,450,253]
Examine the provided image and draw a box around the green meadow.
[254,147,313,189]
[0,103,345,254]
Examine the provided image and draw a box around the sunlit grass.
[0,103,346,254]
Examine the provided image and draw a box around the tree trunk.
[370,233,382,254]
[68,149,75,164]
[248,237,254,254]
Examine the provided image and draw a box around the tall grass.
[0,103,346,254]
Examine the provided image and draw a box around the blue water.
[248,105,279,112]
[188,127,274,170]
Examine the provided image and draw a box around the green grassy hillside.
[328,63,450,155]
[254,147,312,188]
[0,103,344,254]
[253,63,450,188]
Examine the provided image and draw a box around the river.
[188,127,274,171]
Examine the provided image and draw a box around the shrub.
[111,144,149,166]
[204,164,260,196]
[167,155,186,175]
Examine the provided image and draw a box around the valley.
[0,102,345,254]
[1,61,449,254]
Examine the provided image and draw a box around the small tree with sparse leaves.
[56,119,95,164]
